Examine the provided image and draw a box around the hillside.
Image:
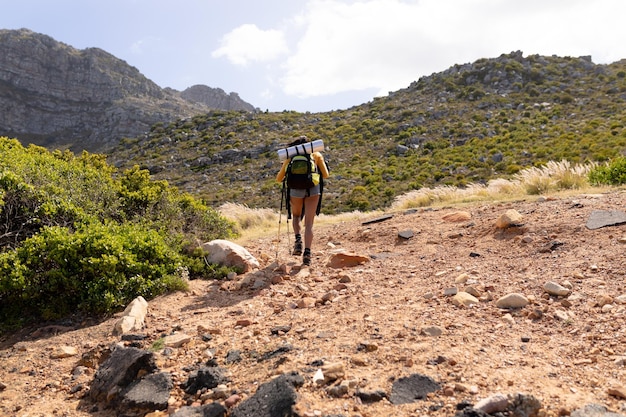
[0,29,256,152]
[1,190,625,416]
[107,51,626,214]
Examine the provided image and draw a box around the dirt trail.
[1,191,626,417]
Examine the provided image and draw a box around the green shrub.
[0,138,238,330]
[0,222,188,322]
[588,157,626,185]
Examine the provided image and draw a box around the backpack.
[286,154,320,190]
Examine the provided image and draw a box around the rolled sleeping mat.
[277,139,324,160]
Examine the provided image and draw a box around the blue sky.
[2,0,626,113]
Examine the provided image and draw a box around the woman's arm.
[276,159,289,182]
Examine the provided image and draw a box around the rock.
[327,252,370,268]
[356,389,387,403]
[50,345,78,359]
[464,286,482,298]
[389,373,440,404]
[297,297,317,308]
[113,296,149,335]
[554,310,570,321]
[444,287,459,296]
[585,210,626,230]
[163,333,192,348]
[455,273,469,284]
[544,281,571,296]
[421,326,444,337]
[608,386,626,399]
[442,211,472,222]
[321,362,345,383]
[502,313,515,325]
[452,292,479,308]
[89,346,159,407]
[230,372,303,417]
[182,366,229,395]
[474,393,509,414]
[121,372,173,413]
[225,394,241,408]
[509,393,542,417]
[496,293,529,309]
[201,240,259,273]
[496,209,524,229]
[398,230,414,239]
[571,403,625,417]
[170,403,227,417]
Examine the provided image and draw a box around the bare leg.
[302,194,320,250]
[290,197,304,236]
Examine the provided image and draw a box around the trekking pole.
[276,184,285,260]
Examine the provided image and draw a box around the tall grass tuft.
[393,160,597,210]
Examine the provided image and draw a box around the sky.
[2,0,626,113]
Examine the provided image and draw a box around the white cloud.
[279,0,626,99]
[212,24,289,66]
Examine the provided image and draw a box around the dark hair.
[288,135,308,148]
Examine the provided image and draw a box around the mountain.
[0,28,256,152]
[108,51,626,213]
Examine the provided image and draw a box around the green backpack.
[286,154,320,190]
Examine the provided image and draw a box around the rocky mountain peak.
[0,28,256,152]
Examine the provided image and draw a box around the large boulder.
[201,240,259,273]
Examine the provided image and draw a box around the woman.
[276,136,330,266]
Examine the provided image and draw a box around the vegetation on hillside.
[108,51,626,214]
[0,138,237,330]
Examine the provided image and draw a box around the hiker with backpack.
[276,136,330,266]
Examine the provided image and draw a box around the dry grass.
[221,160,610,241]
[392,160,599,211]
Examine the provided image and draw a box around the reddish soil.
[1,191,626,417]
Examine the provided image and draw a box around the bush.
[0,138,238,330]
[0,222,188,322]
[588,157,626,185]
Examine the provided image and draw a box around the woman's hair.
[288,135,308,147]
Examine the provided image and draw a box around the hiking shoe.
[293,240,303,256]
[302,249,311,266]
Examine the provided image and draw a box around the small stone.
[297,297,317,308]
[357,341,379,352]
[398,230,414,239]
[601,304,614,313]
[554,310,569,321]
[321,362,345,382]
[502,313,515,325]
[463,286,481,298]
[50,346,78,359]
[225,394,241,408]
[452,292,479,308]
[496,293,529,309]
[608,386,626,399]
[444,287,458,296]
[163,333,191,348]
[455,273,469,284]
[543,281,570,297]
[496,209,523,229]
[474,393,509,414]
[442,211,472,222]
[421,326,444,337]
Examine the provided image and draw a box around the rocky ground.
[1,190,626,417]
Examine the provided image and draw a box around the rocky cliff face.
[0,29,256,152]
[180,85,256,112]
